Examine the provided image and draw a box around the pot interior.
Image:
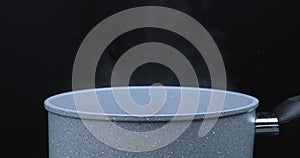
[45,86,258,121]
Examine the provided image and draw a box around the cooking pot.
[44,86,300,158]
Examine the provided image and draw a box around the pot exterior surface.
[48,111,255,158]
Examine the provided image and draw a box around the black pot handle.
[255,95,300,135]
[273,95,300,124]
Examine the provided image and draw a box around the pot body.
[48,111,255,158]
[46,87,258,158]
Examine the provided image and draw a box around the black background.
[1,0,300,157]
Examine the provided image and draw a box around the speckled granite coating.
[45,87,258,158]
[48,111,255,158]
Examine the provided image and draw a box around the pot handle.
[273,95,300,124]
[255,95,300,135]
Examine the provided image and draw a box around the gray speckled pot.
[45,86,258,158]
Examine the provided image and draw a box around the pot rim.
[44,86,258,121]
